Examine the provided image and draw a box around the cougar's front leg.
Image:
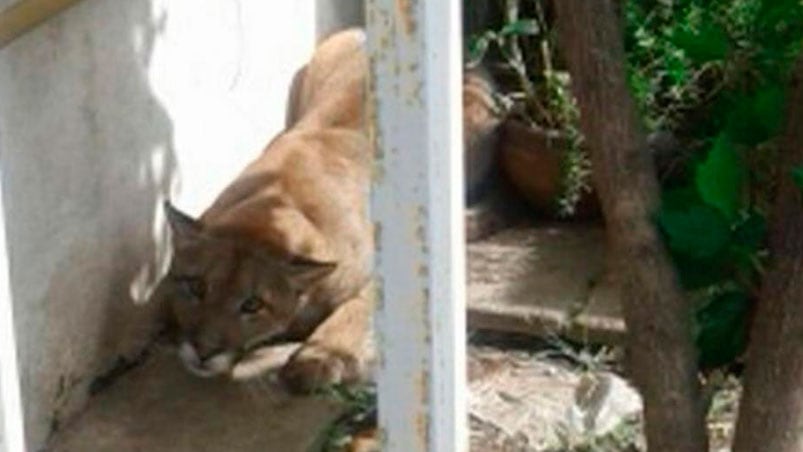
[280,292,375,394]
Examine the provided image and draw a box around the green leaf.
[500,20,540,36]
[658,202,732,259]
[792,166,803,192]
[696,291,751,368]
[733,212,767,252]
[757,0,803,55]
[661,186,702,210]
[672,252,732,290]
[664,51,688,85]
[627,70,651,107]
[696,134,745,220]
[724,85,785,146]
[753,85,785,141]
[671,19,730,63]
[659,188,734,289]
[466,34,491,64]
[722,95,755,145]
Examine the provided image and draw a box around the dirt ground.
[332,332,742,452]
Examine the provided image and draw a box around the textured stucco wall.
[0,0,322,448]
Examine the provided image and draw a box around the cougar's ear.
[281,255,337,290]
[164,200,204,246]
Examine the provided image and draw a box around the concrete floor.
[467,224,624,344]
[48,350,341,452]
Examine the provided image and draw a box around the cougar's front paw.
[280,343,360,394]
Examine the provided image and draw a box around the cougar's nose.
[190,333,224,362]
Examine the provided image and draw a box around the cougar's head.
[153,201,335,378]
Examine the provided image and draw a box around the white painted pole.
[0,171,26,452]
[366,0,467,450]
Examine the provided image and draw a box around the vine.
[465,0,803,368]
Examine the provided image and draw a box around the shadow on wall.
[0,0,175,447]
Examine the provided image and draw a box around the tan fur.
[152,28,374,391]
[151,27,556,392]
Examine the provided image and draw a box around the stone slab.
[468,346,642,451]
[48,351,341,452]
[467,224,626,344]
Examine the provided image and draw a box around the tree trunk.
[732,56,803,452]
[554,2,708,451]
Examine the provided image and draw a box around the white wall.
[0,0,337,448]
[0,170,24,452]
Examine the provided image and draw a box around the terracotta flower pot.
[499,119,600,219]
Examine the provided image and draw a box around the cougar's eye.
[239,296,264,315]
[175,276,206,300]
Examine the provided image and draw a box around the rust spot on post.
[395,0,417,36]
[414,370,430,448]
[414,204,429,254]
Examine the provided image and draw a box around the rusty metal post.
[366,0,467,450]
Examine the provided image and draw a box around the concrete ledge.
[49,351,341,452]
[467,224,626,344]
[49,223,624,452]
